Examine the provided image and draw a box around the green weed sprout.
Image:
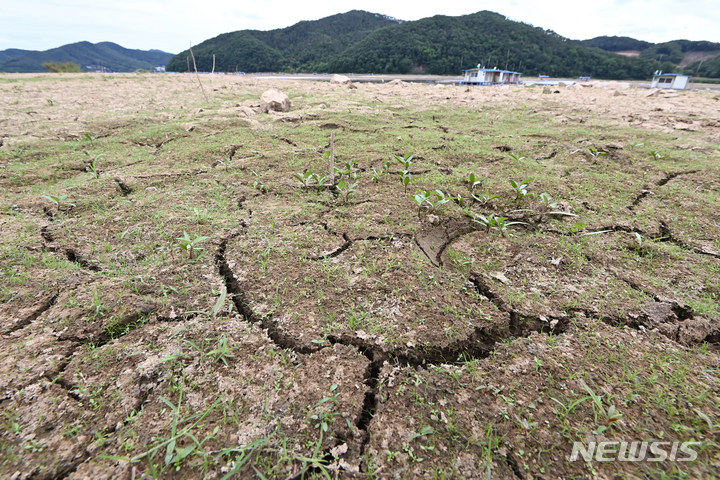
[336,180,357,203]
[581,381,623,434]
[176,231,208,258]
[311,173,327,190]
[473,214,527,236]
[471,191,502,205]
[629,141,644,150]
[42,194,75,208]
[510,179,533,202]
[588,146,608,159]
[466,173,486,191]
[293,172,314,188]
[395,152,414,171]
[565,222,612,237]
[217,157,232,173]
[413,189,456,214]
[650,151,665,160]
[508,153,525,163]
[514,415,538,435]
[371,159,392,182]
[88,154,103,179]
[538,193,577,218]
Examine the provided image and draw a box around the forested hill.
[165,11,401,73]
[579,36,720,77]
[0,42,174,73]
[166,10,680,79]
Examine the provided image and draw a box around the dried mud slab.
[365,320,720,478]
[0,331,77,396]
[1,317,371,479]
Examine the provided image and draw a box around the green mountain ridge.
[166,10,400,73]
[166,10,704,79]
[0,42,174,73]
[578,36,720,78]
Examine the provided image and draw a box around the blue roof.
[463,68,522,74]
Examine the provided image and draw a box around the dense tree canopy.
[165,11,719,79]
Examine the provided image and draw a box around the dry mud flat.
[0,73,719,478]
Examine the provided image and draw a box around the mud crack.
[65,248,102,272]
[308,233,352,260]
[215,234,316,354]
[2,292,58,334]
[659,221,720,258]
[656,169,700,186]
[415,220,474,267]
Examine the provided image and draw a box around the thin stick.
[212,54,215,74]
[189,44,209,103]
[330,131,335,185]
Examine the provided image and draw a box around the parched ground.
[0,72,719,479]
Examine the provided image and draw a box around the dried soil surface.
[0,73,719,479]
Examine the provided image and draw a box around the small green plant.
[565,222,613,237]
[413,189,456,214]
[473,214,527,236]
[176,231,208,259]
[538,193,577,220]
[510,179,533,202]
[82,133,98,145]
[217,157,232,173]
[293,171,314,188]
[311,173,327,190]
[206,336,237,366]
[629,141,644,150]
[88,154,103,179]
[466,173,486,191]
[509,153,525,163]
[395,152,414,170]
[471,191,502,205]
[336,180,357,203]
[514,414,538,435]
[588,146,608,160]
[401,171,412,193]
[42,194,75,209]
[581,381,623,434]
[650,151,665,160]
[371,159,392,182]
[250,169,267,193]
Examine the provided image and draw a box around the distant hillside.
[324,12,674,78]
[577,36,652,52]
[167,10,682,79]
[581,36,720,73]
[166,10,400,73]
[0,42,174,73]
[0,48,35,64]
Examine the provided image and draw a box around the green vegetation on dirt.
[42,61,83,73]
[0,73,718,479]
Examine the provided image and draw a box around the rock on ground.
[260,89,291,113]
[330,74,351,85]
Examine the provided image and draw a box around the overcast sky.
[1,0,718,53]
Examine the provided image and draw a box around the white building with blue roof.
[461,65,522,86]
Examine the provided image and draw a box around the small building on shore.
[461,66,522,85]
[650,73,691,90]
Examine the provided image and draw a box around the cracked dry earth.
[0,73,719,479]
